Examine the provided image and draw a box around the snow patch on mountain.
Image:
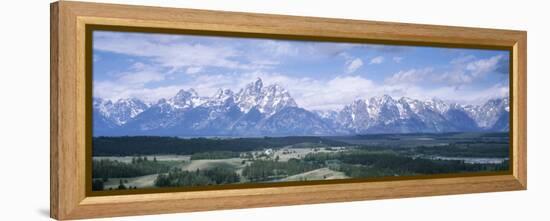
[93,97,149,125]
[92,78,510,136]
[234,78,297,116]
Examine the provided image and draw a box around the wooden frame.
[50,1,527,220]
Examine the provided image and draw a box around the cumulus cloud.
[96,64,508,110]
[93,62,174,102]
[346,58,364,73]
[93,31,275,72]
[113,62,165,86]
[442,55,506,88]
[385,55,507,89]
[466,55,503,77]
[369,56,384,64]
[495,56,510,74]
[435,71,473,87]
[92,31,508,110]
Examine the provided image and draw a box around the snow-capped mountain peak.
[93,97,149,125]
[235,78,297,115]
[425,97,450,114]
[464,97,510,128]
[168,88,207,109]
[240,78,264,96]
[213,88,234,100]
[92,81,509,136]
[203,89,236,108]
[328,95,509,134]
[364,95,398,121]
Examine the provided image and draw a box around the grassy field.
[277,167,348,182]
[102,174,159,189]
[178,158,244,171]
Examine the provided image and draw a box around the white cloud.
[306,43,358,58]
[450,55,475,65]
[369,56,384,64]
[113,62,165,86]
[385,68,476,90]
[96,67,508,110]
[93,62,171,102]
[392,56,403,63]
[92,31,507,109]
[238,73,376,111]
[185,66,203,75]
[385,68,433,85]
[435,71,473,87]
[346,58,363,73]
[116,71,164,86]
[466,55,503,77]
[93,31,269,72]
[260,40,298,57]
[384,55,506,89]
[94,83,185,104]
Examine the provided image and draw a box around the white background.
[0,0,548,220]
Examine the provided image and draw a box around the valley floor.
[91,132,510,191]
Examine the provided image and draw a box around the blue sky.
[93,31,509,111]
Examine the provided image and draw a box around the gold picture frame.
[50,1,527,220]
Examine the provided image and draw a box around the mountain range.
[93,78,509,136]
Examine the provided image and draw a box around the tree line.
[92,157,172,180]
[413,143,509,158]
[92,136,348,156]
[154,168,240,187]
[304,150,509,177]
[242,159,320,182]
[190,151,240,160]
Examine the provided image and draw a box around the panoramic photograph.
[91,30,510,192]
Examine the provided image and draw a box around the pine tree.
[117,180,127,190]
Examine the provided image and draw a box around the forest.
[93,156,173,179]
[155,168,240,187]
[242,159,320,181]
[92,136,347,156]
[303,150,508,177]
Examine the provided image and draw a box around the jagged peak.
[485,97,508,105]
[254,77,263,86]
[382,94,393,99]
[246,77,264,92]
[172,89,200,103]
[399,97,415,102]
[426,97,449,110]
[213,88,234,98]
[115,97,146,105]
[156,98,167,104]
[93,97,107,106]
[175,88,198,97]
[367,94,396,105]
[265,83,283,90]
[350,99,367,106]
